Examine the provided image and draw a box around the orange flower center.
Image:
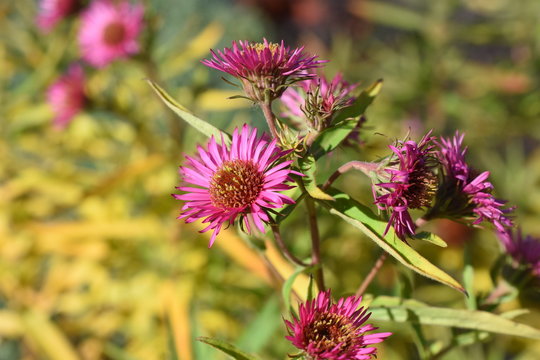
[305,312,356,353]
[209,160,264,209]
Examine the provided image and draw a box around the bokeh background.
[2,0,540,359]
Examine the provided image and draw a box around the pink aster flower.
[47,64,85,129]
[373,131,438,240]
[174,124,298,247]
[281,72,358,131]
[426,132,513,232]
[201,39,326,102]
[36,0,81,32]
[284,289,391,360]
[78,0,144,68]
[498,228,540,278]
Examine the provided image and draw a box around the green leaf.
[368,297,540,339]
[319,188,465,293]
[274,191,305,224]
[332,79,383,123]
[282,266,314,312]
[310,119,359,159]
[237,297,281,353]
[147,80,231,144]
[463,243,476,310]
[413,231,447,247]
[197,337,259,360]
[298,154,334,201]
[350,1,426,32]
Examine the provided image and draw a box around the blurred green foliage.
[1,0,540,359]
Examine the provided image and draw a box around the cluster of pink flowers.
[38,0,144,127]
[372,131,514,240]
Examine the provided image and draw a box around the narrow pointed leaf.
[368,297,540,339]
[282,265,314,312]
[319,188,465,293]
[197,337,258,360]
[413,231,447,247]
[310,119,359,159]
[332,79,383,123]
[147,80,231,144]
[237,297,281,352]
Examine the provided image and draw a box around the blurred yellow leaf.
[0,310,23,337]
[22,309,80,360]
[162,22,224,76]
[196,89,250,111]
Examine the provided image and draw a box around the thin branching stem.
[271,223,310,267]
[306,196,325,291]
[356,252,387,296]
[322,161,380,190]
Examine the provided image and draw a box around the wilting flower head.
[426,132,513,231]
[373,131,438,239]
[78,0,144,67]
[174,124,298,246]
[201,39,325,102]
[47,64,85,129]
[284,290,391,360]
[498,228,540,278]
[36,0,81,31]
[281,72,357,131]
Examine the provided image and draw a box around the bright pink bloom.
[78,0,144,67]
[174,124,298,247]
[498,228,540,278]
[285,290,391,360]
[36,0,80,31]
[427,132,513,232]
[373,131,438,239]
[47,64,85,129]
[202,39,325,101]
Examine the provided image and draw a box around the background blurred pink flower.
[78,0,144,67]
[36,0,80,31]
[47,64,85,129]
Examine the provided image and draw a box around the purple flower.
[284,290,391,360]
[426,132,513,232]
[498,228,540,278]
[47,64,85,129]
[174,124,298,247]
[36,0,81,32]
[78,0,144,68]
[201,39,325,102]
[373,132,438,240]
[281,72,357,131]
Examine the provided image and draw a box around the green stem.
[305,196,325,291]
[260,95,280,140]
